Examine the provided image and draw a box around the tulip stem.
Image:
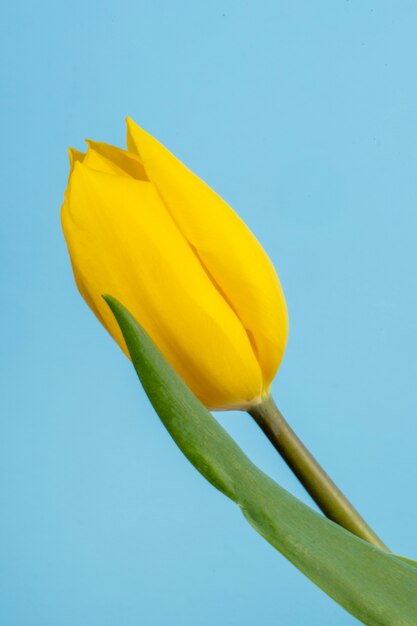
[248,395,388,551]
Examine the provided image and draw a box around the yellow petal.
[61,162,263,410]
[83,141,148,179]
[68,148,85,174]
[126,118,288,389]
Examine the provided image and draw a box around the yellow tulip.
[61,119,288,410]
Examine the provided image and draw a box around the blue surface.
[2,1,417,624]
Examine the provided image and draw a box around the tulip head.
[61,119,288,411]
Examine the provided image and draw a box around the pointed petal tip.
[126,117,143,154]
[126,117,153,137]
[67,147,86,176]
[68,146,84,162]
[67,146,79,165]
[126,116,145,135]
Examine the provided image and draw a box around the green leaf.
[395,554,417,569]
[104,295,417,626]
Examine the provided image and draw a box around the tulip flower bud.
[61,119,288,410]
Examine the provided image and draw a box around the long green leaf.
[104,295,417,626]
[396,554,417,569]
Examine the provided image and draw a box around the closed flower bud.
[61,119,288,410]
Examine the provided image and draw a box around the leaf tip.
[102,293,119,311]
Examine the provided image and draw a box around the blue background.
[2,1,417,624]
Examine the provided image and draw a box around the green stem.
[248,395,388,551]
